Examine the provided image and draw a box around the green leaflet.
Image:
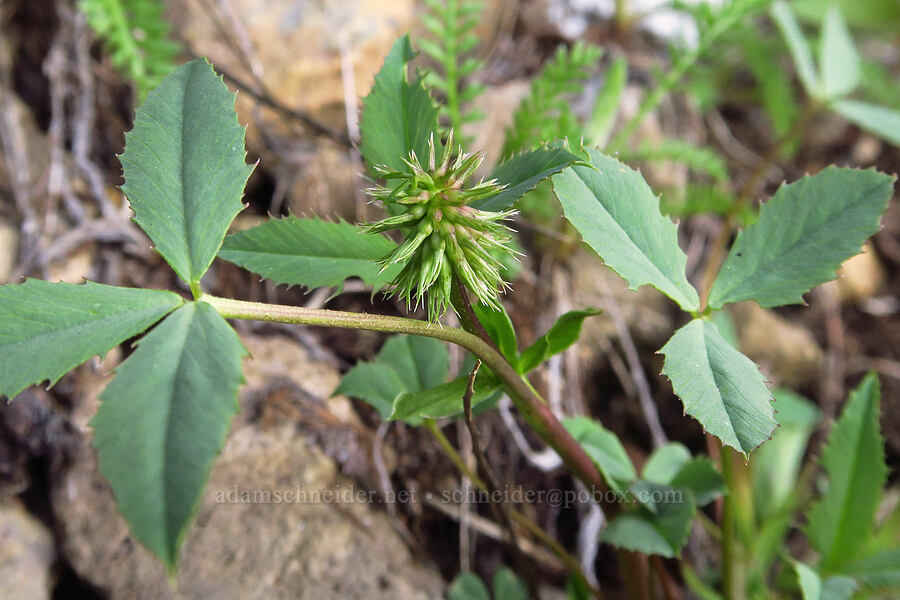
[472,145,580,212]
[806,373,887,572]
[448,568,528,600]
[562,416,636,491]
[659,319,775,456]
[335,335,450,422]
[376,334,450,392]
[389,372,500,421]
[120,59,255,288]
[0,280,183,400]
[818,4,860,99]
[832,100,900,147]
[359,35,440,174]
[492,568,529,600]
[552,149,700,312]
[92,302,247,572]
[771,1,818,95]
[643,443,724,507]
[793,562,858,600]
[448,573,491,600]
[219,216,401,291]
[708,167,895,309]
[602,482,696,558]
[642,443,691,483]
[471,301,518,364]
[518,309,600,374]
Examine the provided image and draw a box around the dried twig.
[461,361,537,599]
[598,277,667,449]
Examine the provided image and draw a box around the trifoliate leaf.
[642,443,724,506]
[552,149,700,312]
[219,216,401,291]
[708,167,894,309]
[0,280,182,400]
[359,35,439,174]
[806,373,887,572]
[336,335,450,422]
[602,482,696,558]
[120,59,255,288]
[659,319,775,456]
[92,302,247,572]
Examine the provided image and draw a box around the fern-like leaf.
[419,0,486,146]
[79,0,180,101]
[501,43,602,158]
[622,138,729,181]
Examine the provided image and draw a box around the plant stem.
[201,294,614,512]
[610,3,754,150]
[424,419,605,599]
[720,446,747,600]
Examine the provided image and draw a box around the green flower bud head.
[362,131,518,320]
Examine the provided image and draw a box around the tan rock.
[46,244,94,284]
[172,0,415,140]
[836,243,885,302]
[0,499,55,600]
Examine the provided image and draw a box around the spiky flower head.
[363,131,517,320]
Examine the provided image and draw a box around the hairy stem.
[201,294,614,512]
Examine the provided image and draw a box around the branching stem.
[201,294,614,513]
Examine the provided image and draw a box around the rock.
[836,243,885,302]
[53,335,443,599]
[0,499,55,600]
[0,219,18,282]
[46,243,95,284]
[731,302,823,387]
[171,0,414,141]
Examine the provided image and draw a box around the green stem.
[721,446,747,600]
[610,3,754,150]
[200,294,614,511]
